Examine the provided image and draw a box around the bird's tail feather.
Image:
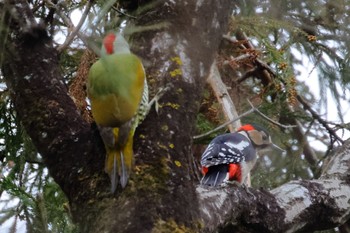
[104,128,135,192]
[200,164,229,187]
[119,151,128,188]
[118,131,134,188]
[105,149,119,192]
[111,153,118,193]
[105,149,130,191]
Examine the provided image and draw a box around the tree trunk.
[2,0,234,232]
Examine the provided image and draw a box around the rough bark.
[2,1,110,231]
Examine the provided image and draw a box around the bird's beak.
[271,143,285,152]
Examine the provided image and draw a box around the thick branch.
[197,139,350,232]
[207,61,241,132]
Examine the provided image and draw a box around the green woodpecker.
[87,33,148,192]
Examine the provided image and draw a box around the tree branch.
[198,139,350,232]
[44,0,100,55]
[207,61,242,132]
[193,108,254,139]
[193,100,295,140]
[111,6,137,19]
[297,95,344,145]
[246,100,295,129]
[57,0,93,53]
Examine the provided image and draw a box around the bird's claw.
[149,83,173,114]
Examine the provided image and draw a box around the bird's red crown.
[103,33,116,55]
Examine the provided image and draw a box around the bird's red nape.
[237,124,255,132]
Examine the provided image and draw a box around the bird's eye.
[262,133,268,140]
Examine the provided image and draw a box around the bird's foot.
[149,83,173,114]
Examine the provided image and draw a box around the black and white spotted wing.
[200,133,256,167]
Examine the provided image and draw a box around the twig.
[193,108,254,140]
[237,68,258,83]
[25,158,44,165]
[236,30,254,49]
[45,0,100,55]
[223,35,276,77]
[247,100,296,129]
[57,0,93,53]
[255,58,276,76]
[112,6,137,19]
[297,95,344,144]
[193,101,295,140]
[229,54,253,62]
[89,0,118,33]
